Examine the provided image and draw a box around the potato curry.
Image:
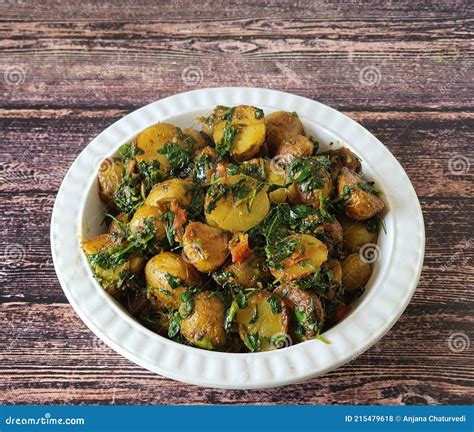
[82,105,386,352]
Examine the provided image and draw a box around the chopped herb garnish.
[114,173,143,214]
[213,269,237,285]
[249,304,259,325]
[168,312,181,338]
[159,142,193,177]
[161,211,176,246]
[267,295,282,314]
[270,333,289,348]
[216,107,237,159]
[224,300,238,332]
[254,107,264,120]
[165,273,183,289]
[358,180,381,196]
[246,333,261,352]
[288,157,331,192]
[179,290,196,318]
[315,333,330,344]
[136,160,163,195]
[118,142,143,163]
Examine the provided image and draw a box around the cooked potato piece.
[320,147,361,179]
[145,252,202,310]
[310,217,343,250]
[217,255,270,288]
[183,128,208,153]
[341,253,372,293]
[82,234,144,295]
[236,291,289,351]
[263,159,287,186]
[180,291,227,349]
[182,222,229,273]
[129,204,167,241]
[339,215,378,253]
[269,187,288,203]
[197,105,229,136]
[212,105,265,161]
[239,158,266,181]
[98,157,124,208]
[274,282,324,339]
[287,169,333,208]
[270,234,328,281]
[327,259,342,284]
[337,167,385,220]
[276,135,314,158]
[133,123,187,173]
[145,178,193,208]
[265,111,305,155]
[205,174,270,232]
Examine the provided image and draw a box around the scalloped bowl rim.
[51,87,424,389]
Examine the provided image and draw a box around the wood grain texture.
[0,0,472,405]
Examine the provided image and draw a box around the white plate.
[51,87,424,389]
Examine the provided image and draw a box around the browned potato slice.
[341,253,372,293]
[182,222,229,273]
[129,204,167,241]
[275,135,314,158]
[213,105,266,161]
[218,255,270,288]
[312,217,344,250]
[82,234,143,295]
[97,157,124,208]
[263,159,287,186]
[205,174,270,232]
[180,291,227,349]
[337,167,385,220]
[270,234,328,281]
[320,147,361,179]
[145,178,193,208]
[145,252,202,309]
[274,282,324,339]
[183,128,208,153]
[133,123,186,173]
[287,169,333,208]
[265,111,305,155]
[236,291,289,351]
[339,215,378,253]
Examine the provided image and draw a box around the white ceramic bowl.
[51,88,424,389]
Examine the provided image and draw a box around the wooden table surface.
[1,0,473,405]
